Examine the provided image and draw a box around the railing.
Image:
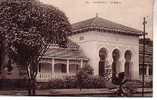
[36,73,75,82]
[36,73,52,82]
[139,75,152,82]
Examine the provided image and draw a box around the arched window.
[124,50,132,79]
[112,49,120,61]
[125,50,132,62]
[99,48,107,76]
[54,63,66,73]
[112,49,120,79]
[99,48,107,61]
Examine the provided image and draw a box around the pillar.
[38,63,40,73]
[120,50,125,73]
[146,64,149,76]
[80,59,83,68]
[67,59,69,74]
[51,58,54,79]
[107,49,113,67]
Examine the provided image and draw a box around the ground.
[0,88,152,97]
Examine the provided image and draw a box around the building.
[1,16,152,82]
[36,16,143,82]
[36,40,88,82]
[139,38,153,82]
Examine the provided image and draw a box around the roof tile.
[72,16,142,35]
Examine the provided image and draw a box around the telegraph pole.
[142,17,147,96]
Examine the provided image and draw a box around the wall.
[69,31,140,80]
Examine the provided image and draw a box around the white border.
[0,0,157,100]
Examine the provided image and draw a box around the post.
[142,17,147,96]
[80,59,83,68]
[51,58,55,79]
[146,64,149,76]
[67,59,69,74]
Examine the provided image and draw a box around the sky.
[39,0,153,39]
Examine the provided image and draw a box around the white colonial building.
[36,16,143,82]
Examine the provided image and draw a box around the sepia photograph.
[0,0,154,97]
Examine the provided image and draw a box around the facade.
[36,40,88,82]
[139,38,153,82]
[1,16,152,82]
[37,16,142,82]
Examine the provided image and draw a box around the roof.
[66,39,79,49]
[50,39,79,49]
[71,16,142,36]
[43,47,88,60]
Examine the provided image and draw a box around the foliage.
[47,76,77,89]
[0,0,71,95]
[38,75,106,89]
[76,64,94,90]
[64,76,77,88]
[0,0,71,65]
[81,75,106,88]
[0,79,28,90]
[81,64,94,75]
[48,78,65,89]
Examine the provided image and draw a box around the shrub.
[76,64,94,90]
[37,75,107,89]
[81,75,106,88]
[64,76,77,88]
[47,76,78,89]
[145,81,153,88]
[37,82,49,90]
[0,79,28,90]
[38,65,105,89]
[48,78,65,89]
[81,64,94,75]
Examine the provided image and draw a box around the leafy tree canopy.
[0,0,72,65]
[0,0,72,95]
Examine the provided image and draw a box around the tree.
[76,64,93,90]
[81,64,94,75]
[0,0,71,95]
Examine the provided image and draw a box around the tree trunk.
[28,78,31,96]
[32,78,36,95]
[27,78,36,96]
[27,59,38,96]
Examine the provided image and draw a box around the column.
[37,63,41,80]
[107,49,113,67]
[51,58,55,79]
[107,49,113,78]
[80,59,83,68]
[120,50,125,73]
[67,59,69,74]
[146,64,149,76]
[37,63,40,73]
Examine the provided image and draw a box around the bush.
[145,81,153,88]
[47,76,78,89]
[0,79,28,90]
[81,64,94,75]
[48,78,65,89]
[64,76,77,88]
[76,64,95,89]
[81,76,106,88]
[39,75,106,89]
[38,64,105,89]
[37,82,49,90]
